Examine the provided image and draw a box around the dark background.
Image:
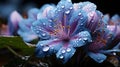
[0,0,120,18]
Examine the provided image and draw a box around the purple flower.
[32,0,92,63]
[8,11,23,35]
[85,14,120,63]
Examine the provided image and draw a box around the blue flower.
[31,0,92,63]
[17,8,39,42]
[85,14,120,63]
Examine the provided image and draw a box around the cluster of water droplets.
[59,47,72,59]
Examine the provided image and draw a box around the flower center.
[50,23,71,39]
[62,37,70,43]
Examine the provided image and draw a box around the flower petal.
[35,39,62,57]
[37,4,55,19]
[32,19,54,39]
[8,11,22,35]
[53,0,73,27]
[70,31,91,47]
[111,14,120,24]
[28,8,39,20]
[102,14,110,24]
[56,46,76,63]
[81,1,97,13]
[18,19,34,31]
[88,52,107,63]
[18,30,38,42]
[69,9,88,35]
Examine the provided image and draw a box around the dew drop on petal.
[48,19,52,22]
[113,52,116,55]
[59,55,64,59]
[78,13,81,16]
[66,48,71,52]
[43,23,46,25]
[61,49,66,53]
[65,10,70,14]
[67,0,71,2]
[70,7,73,10]
[40,44,44,46]
[36,30,40,33]
[61,6,65,8]
[79,38,82,41]
[91,20,94,22]
[42,33,46,36]
[80,17,83,19]
[43,46,50,52]
[81,23,83,25]
[83,38,88,40]
[90,14,94,17]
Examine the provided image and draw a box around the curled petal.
[56,46,76,63]
[88,52,107,63]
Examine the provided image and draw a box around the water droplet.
[43,23,46,25]
[79,38,82,41]
[61,6,65,8]
[49,19,52,22]
[113,52,116,55]
[90,13,94,17]
[42,33,46,36]
[59,55,64,59]
[83,38,88,40]
[66,48,71,52]
[40,44,44,46]
[67,0,71,2]
[81,23,83,25]
[91,20,94,22]
[65,10,70,14]
[36,30,40,33]
[70,7,73,10]
[78,13,81,15]
[97,58,104,62]
[61,50,66,53]
[80,17,83,19]
[51,46,54,49]
[43,46,50,52]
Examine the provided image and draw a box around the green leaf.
[0,36,35,55]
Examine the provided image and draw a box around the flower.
[84,14,120,63]
[31,0,92,63]
[8,11,23,35]
[17,8,39,42]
